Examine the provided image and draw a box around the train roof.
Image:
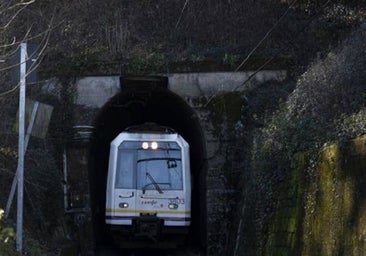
[124,123,176,134]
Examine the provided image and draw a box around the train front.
[105,131,191,247]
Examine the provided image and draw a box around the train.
[105,123,191,247]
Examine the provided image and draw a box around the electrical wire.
[234,0,298,72]
[233,0,333,91]
[175,0,189,29]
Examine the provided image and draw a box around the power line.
[234,0,298,72]
[175,0,189,29]
[233,0,333,91]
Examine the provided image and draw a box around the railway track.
[95,247,203,256]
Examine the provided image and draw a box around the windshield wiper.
[145,172,163,194]
[137,157,181,163]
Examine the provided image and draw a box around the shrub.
[0,209,16,255]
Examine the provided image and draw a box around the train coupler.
[133,214,163,241]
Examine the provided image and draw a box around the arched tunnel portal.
[88,82,207,249]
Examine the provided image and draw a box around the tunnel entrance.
[88,77,207,250]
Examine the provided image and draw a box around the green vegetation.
[265,138,366,256]
[0,84,72,255]
[2,0,365,77]
[1,1,366,255]
[233,25,366,255]
[0,209,15,255]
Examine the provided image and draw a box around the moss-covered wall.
[265,153,306,255]
[266,136,366,256]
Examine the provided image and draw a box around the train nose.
[90,81,207,249]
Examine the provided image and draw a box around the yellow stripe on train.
[106,208,191,215]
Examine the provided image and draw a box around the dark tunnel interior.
[88,78,207,249]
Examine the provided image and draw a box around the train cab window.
[116,141,183,191]
[115,150,135,189]
[137,148,183,191]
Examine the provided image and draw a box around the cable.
[233,0,333,91]
[234,0,298,72]
[175,0,189,29]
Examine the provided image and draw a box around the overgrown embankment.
[267,137,366,255]
[232,25,366,255]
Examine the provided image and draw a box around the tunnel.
[88,76,207,250]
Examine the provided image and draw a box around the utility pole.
[16,42,27,253]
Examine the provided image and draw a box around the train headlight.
[142,142,158,149]
[119,202,129,208]
[142,142,149,149]
[151,142,158,150]
[168,203,178,210]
